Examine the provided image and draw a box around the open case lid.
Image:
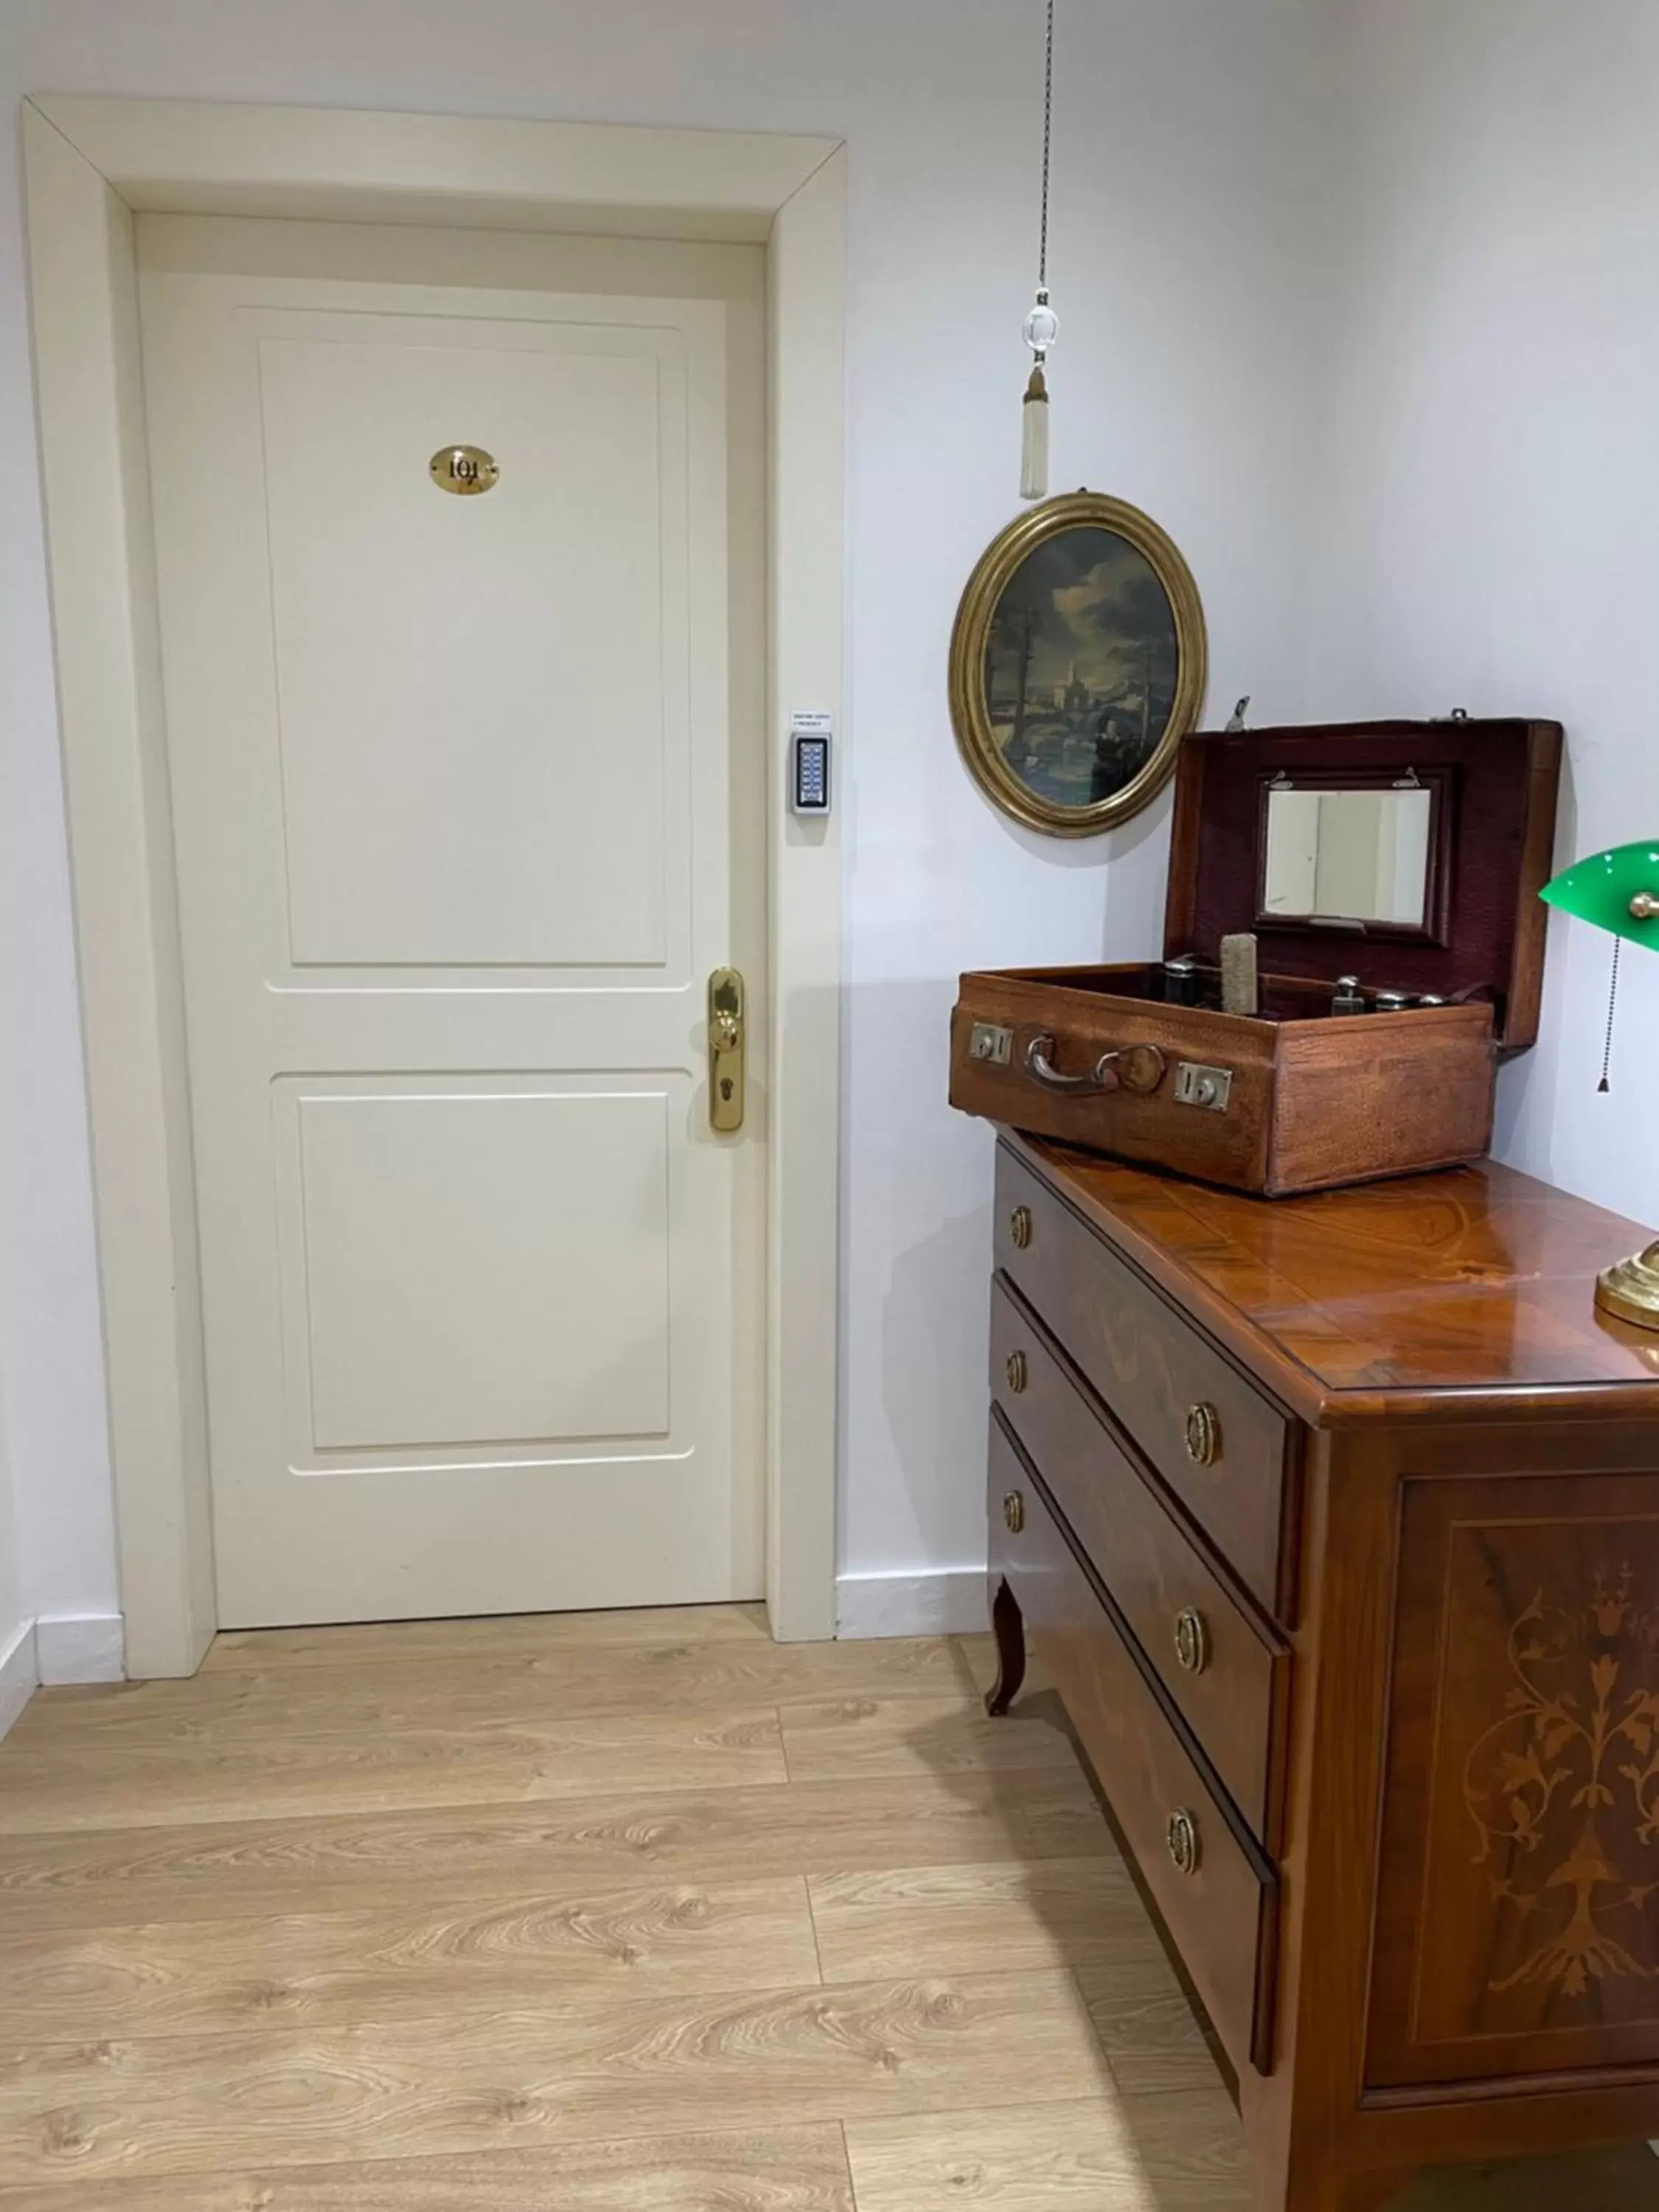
[1164,717,1562,1051]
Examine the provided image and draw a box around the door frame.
[21,96,846,1673]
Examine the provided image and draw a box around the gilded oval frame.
[949,490,1208,838]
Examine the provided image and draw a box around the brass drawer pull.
[1184,1402,1220,1466]
[1173,1607,1211,1676]
[1005,1350,1029,1395]
[1003,1489,1026,1535]
[1009,1204,1033,1250]
[1166,1806,1201,1876]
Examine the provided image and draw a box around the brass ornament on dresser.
[1596,1238,1659,1330]
[949,490,1207,838]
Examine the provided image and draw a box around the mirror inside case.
[1261,780,1435,931]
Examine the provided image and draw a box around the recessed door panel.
[293,1086,672,1452]
[258,330,681,970]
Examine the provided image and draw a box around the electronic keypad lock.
[790,712,832,815]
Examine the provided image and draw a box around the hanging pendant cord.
[1037,0,1055,288]
[1598,935,1621,1092]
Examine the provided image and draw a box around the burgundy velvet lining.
[1009,964,1339,1023]
[1165,722,1536,1035]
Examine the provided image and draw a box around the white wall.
[835,8,1332,1610]
[0,1427,19,1654]
[1308,0,1659,1230]
[1,0,1335,1642]
[0,1372,33,1734]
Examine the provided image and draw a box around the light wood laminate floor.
[0,1607,1651,2209]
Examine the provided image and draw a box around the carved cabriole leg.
[985,1575,1026,1715]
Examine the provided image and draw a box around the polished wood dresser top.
[1012,1132,1659,1414]
[983,1130,1659,2212]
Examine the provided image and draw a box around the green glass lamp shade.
[1539,840,1659,947]
[1539,840,1659,1332]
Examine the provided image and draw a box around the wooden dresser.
[984,1130,1659,2211]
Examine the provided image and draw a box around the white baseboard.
[836,1568,988,1640]
[35,1613,125,1686]
[0,1621,38,1741]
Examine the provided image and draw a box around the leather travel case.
[949,717,1562,1196]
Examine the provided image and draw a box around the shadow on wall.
[851,970,1005,1582]
[880,1191,994,1574]
[1495,751,1659,1226]
[964,767,1178,882]
[1490,740,1575,1178]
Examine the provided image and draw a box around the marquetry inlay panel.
[1368,1473,1659,2088]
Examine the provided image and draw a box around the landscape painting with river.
[983,523,1180,812]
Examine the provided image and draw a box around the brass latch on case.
[709,968,746,1132]
[1174,1060,1233,1112]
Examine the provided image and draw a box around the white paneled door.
[138,223,765,1625]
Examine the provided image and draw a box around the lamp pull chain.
[1598,935,1620,1093]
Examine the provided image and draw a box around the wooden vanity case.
[950,717,1562,1194]
[982,1132,1659,2210]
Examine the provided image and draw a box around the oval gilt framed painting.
[950,490,1207,837]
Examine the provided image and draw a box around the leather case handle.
[1025,1034,1122,1094]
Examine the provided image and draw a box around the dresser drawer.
[995,1144,1297,1618]
[989,1411,1277,2076]
[990,1276,1289,1849]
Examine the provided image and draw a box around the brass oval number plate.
[430,445,499,495]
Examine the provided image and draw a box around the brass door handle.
[709,969,745,1132]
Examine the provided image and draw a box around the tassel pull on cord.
[1020,363,1050,501]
